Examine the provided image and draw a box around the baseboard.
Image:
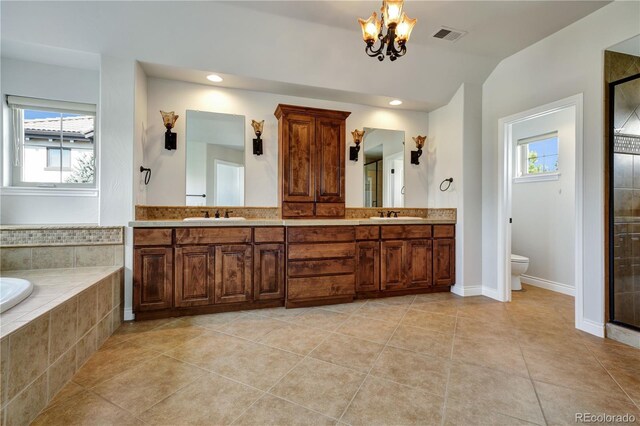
[451,284,483,297]
[521,274,575,296]
[577,317,605,338]
[124,307,135,321]
[481,286,502,301]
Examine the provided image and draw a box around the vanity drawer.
[175,227,251,245]
[355,226,380,241]
[134,229,173,246]
[315,203,345,218]
[282,202,315,218]
[288,258,355,277]
[254,227,285,243]
[433,225,455,238]
[288,242,356,260]
[381,225,432,240]
[288,226,355,243]
[288,275,355,300]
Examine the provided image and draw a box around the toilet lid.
[511,254,529,263]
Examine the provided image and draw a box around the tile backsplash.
[135,205,457,222]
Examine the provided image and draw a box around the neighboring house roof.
[24,116,94,141]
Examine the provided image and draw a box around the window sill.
[1,186,99,197]
[513,173,561,184]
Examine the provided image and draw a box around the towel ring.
[439,178,453,192]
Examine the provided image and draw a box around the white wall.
[0,58,99,224]
[481,1,640,334]
[134,62,148,205]
[512,107,576,292]
[427,83,484,296]
[144,77,430,208]
[99,56,137,319]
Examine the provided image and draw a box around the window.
[6,96,96,188]
[516,132,559,181]
[46,148,71,169]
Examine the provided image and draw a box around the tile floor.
[31,285,640,425]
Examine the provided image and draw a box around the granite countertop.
[128,218,456,227]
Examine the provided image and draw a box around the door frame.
[496,94,585,329]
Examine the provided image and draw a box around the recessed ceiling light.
[389,99,402,106]
[206,74,223,82]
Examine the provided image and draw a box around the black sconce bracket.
[350,145,361,162]
[165,129,177,151]
[410,148,423,165]
[253,135,263,156]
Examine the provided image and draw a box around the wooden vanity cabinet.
[134,247,174,312]
[275,104,351,218]
[357,224,455,298]
[286,226,357,307]
[133,229,174,312]
[133,227,286,320]
[174,246,214,307]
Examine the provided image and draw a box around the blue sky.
[24,110,79,120]
[527,136,558,171]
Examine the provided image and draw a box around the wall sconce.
[350,129,365,161]
[411,135,426,165]
[251,120,264,156]
[160,110,179,150]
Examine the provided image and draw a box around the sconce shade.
[252,119,265,156]
[358,12,382,42]
[350,129,365,162]
[410,135,426,165]
[396,13,417,43]
[251,119,264,136]
[160,110,179,130]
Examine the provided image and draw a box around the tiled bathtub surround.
[0,226,123,248]
[0,267,124,426]
[135,205,457,222]
[0,245,123,272]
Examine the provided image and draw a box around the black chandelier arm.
[365,40,386,58]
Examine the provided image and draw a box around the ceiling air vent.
[432,27,467,42]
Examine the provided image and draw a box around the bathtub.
[0,277,34,313]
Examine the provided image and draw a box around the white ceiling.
[233,1,611,58]
[0,1,610,112]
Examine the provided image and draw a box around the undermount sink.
[183,217,247,221]
[368,216,423,220]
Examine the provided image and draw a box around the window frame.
[514,131,560,183]
[5,95,98,191]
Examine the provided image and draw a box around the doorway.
[496,94,584,328]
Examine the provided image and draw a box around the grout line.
[336,295,417,424]
[439,313,458,426]
[227,307,358,425]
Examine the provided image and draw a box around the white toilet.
[510,254,530,291]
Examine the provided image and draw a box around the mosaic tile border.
[0,226,123,248]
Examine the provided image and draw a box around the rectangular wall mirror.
[185,110,245,206]
[363,127,405,208]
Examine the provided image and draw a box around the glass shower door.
[610,72,640,331]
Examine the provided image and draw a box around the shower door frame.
[608,72,640,333]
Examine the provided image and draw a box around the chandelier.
[358,0,417,62]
